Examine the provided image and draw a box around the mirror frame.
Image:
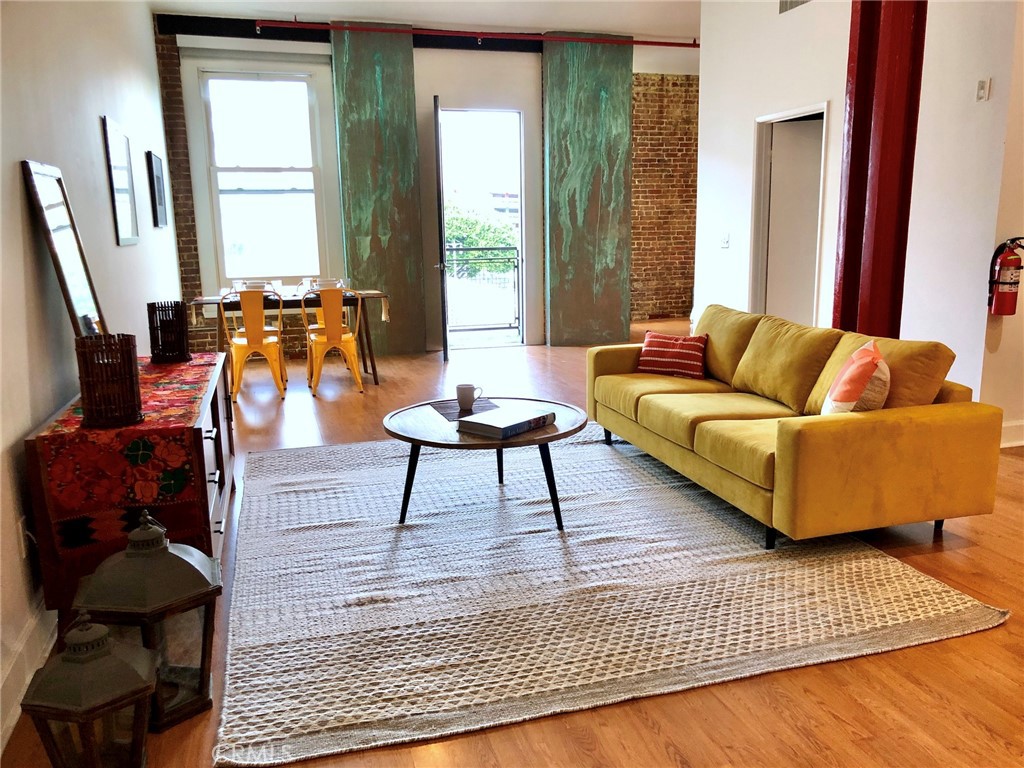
[22,160,107,337]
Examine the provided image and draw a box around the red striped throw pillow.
[636,331,708,379]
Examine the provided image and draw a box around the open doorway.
[751,105,828,325]
[414,48,543,357]
[436,108,524,351]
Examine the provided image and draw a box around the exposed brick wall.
[154,28,218,353]
[630,73,698,321]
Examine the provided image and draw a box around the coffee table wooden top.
[383,397,587,450]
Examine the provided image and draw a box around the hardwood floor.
[4,335,1021,768]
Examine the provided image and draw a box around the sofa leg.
[603,429,612,445]
[765,526,778,550]
[934,519,945,532]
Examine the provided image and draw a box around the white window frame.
[179,43,344,301]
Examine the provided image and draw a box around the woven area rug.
[215,424,1007,766]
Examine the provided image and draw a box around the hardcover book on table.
[456,405,556,439]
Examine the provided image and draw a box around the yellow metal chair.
[301,287,363,395]
[219,289,287,401]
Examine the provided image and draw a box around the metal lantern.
[21,613,157,768]
[73,512,222,732]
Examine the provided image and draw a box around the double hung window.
[180,47,343,296]
[206,75,320,279]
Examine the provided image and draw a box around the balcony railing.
[444,246,520,332]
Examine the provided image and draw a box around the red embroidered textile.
[636,332,707,379]
[35,354,220,519]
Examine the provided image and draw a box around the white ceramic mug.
[456,384,483,410]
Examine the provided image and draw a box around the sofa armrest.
[934,379,973,403]
[773,402,1003,540]
[586,344,642,420]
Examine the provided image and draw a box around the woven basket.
[76,334,143,428]
[147,301,192,363]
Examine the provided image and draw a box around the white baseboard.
[1002,419,1024,448]
[1,601,57,750]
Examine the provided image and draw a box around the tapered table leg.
[496,448,504,485]
[538,443,564,531]
[399,444,421,524]
[359,308,379,384]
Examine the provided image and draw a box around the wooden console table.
[24,352,234,612]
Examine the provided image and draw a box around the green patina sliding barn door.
[332,24,425,354]
[543,34,633,346]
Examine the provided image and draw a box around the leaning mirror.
[22,160,106,336]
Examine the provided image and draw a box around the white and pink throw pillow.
[636,332,707,379]
[822,340,891,414]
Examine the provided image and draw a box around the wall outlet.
[720,233,730,249]
[976,78,991,102]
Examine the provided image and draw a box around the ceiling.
[149,1,702,43]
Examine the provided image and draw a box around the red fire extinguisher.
[989,237,1023,315]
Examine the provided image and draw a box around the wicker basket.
[76,334,143,428]
[147,301,192,363]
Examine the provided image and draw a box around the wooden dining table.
[191,289,389,385]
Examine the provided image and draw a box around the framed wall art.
[146,150,168,227]
[102,116,139,246]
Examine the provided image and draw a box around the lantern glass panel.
[46,718,80,760]
[43,701,140,768]
[157,605,207,711]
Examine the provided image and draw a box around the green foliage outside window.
[444,205,517,278]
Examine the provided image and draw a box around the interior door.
[433,95,450,362]
[765,117,824,325]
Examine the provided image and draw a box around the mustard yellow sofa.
[586,305,1003,548]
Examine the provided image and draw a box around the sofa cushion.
[594,374,734,420]
[636,331,707,379]
[731,316,843,412]
[821,340,890,414]
[804,333,956,413]
[638,392,798,449]
[694,419,781,490]
[693,305,764,385]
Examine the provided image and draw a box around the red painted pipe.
[255,18,699,48]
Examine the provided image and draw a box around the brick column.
[630,73,699,322]
[154,28,218,353]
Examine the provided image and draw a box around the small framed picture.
[146,150,168,227]
[102,116,139,245]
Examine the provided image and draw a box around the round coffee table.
[382,397,587,530]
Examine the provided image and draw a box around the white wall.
[904,1,1017,394]
[0,1,179,748]
[982,2,1024,446]
[633,45,698,75]
[693,0,851,324]
[696,0,1018,411]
